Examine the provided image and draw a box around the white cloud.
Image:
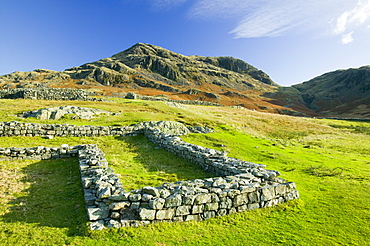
[333,11,352,34]
[333,0,370,35]
[148,0,188,10]
[188,0,354,38]
[148,0,370,43]
[341,31,355,44]
[189,0,262,19]
[229,1,305,38]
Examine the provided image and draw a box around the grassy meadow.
[0,98,369,245]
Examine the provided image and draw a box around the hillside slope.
[0,43,275,91]
[1,43,368,117]
[293,66,370,118]
[1,43,311,115]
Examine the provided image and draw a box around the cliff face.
[107,43,277,89]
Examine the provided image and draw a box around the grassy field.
[0,98,369,245]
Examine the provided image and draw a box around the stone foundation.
[0,88,99,101]
[0,121,299,230]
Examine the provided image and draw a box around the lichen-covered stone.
[129,193,141,202]
[90,220,105,230]
[202,211,216,220]
[164,194,182,208]
[156,208,175,220]
[233,194,248,206]
[176,205,190,216]
[109,201,130,210]
[194,193,212,205]
[142,186,160,197]
[185,214,202,222]
[248,203,260,210]
[139,208,156,220]
[149,198,165,210]
[204,203,219,211]
[87,207,109,221]
[260,186,276,201]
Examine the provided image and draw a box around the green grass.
[0,99,369,245]
[0,158,88,245]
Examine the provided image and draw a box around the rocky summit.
[0,43,369,118]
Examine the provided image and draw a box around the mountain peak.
[113,43,182,60]
[0,43,288,114]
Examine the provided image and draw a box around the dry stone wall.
[125,92,222,107]
[0,121,198,138]
[0,120,299,230]
[0,144,81,160]
[0,88,100,101]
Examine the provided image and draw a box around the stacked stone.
[0,144,80,160]
[0,120,300,230]
[74,126,298,230]
[125,92,222,107]
[0,121,212,138]
[77,143,298,229]
[129,178,297,224]
[0,121,142,138]
[78,144,131,230]
[144,129,279,180]
[0,88,99,101]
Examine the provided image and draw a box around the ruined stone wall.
[0,121,299,230]
[125,92,222,107]
[79,136,299,230]
[0,144,81,160]
[0,121,139,137]
[0,88,99,101]
[0,121,194,138]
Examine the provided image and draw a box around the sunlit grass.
[0,99,369,245]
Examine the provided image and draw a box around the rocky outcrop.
[21,106,115,120]
[193,56,276,86]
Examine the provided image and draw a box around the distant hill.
[292,66,370,118]
[0,43,296,114]
[0,43,369,118]
[0,43,276,91]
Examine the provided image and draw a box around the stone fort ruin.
[0,121,299,230]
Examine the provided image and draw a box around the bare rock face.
[22,106,115,120]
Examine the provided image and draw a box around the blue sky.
[1,0,369,86]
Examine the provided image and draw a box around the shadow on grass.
[1,158,88,236]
